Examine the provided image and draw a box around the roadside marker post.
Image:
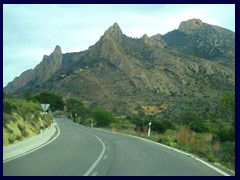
[40,104,50,134]
[91,120,93,127]
[148,122,151,137]
[40,123,43,134]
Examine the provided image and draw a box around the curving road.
[3,117,230,176]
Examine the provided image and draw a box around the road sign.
[41,104,50,114]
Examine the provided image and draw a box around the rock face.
[5,45,62,93]
[4,20,235,116]
[4,69,34,93]
[179,19,203,34]
[162,18,235,62]
[34,45,63,83]
[103,22,123,43]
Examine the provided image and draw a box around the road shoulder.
[3,122,60,162]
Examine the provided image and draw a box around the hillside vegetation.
[52,92,235,171]
[3,92,52,146]
[74,104,234,171]
[3,90,235,170]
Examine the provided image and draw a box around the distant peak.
[143,34,149,38]
[179,18,203,33]
[113,22,120,28]
[102,23,122,43]
[55,45,61,50]
[105,23,122,35]
[54,45,62,54]
[43,55,48,59]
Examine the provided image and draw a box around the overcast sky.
[3,4,235,87]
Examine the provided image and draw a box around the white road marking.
[103,155,108,160]
[72,126,106,176]
[3,124,61,163]
[93,127,232,176]
[91,172,98,176]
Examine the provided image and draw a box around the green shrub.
[151,120,176,134]
[17,124,29,137]
[219,141,235,169]
[206,150,217,162]
[214,128,234,142]
[220,141,235,155]
[161,120,176,131]
[190,120,209,133]
[5,126,13,134]
[22,130,29,137]
[3,101,17,114]
[34,91,65,111]
[17,124,25,132]
[8,136,16,144]
[3,113,11,126]
[16,135,23,141]
[93,108,115,127]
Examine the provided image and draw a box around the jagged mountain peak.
[112,22,121,29]
[54,45,62,52]
[102,23,123,42]
[142,34,149,38]
[179,18,203,33]
[162,18,235,61]
[4,20,234,116]
[53,45,62,54]
[109,22,121,31]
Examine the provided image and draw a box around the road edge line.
[94,128,232,176]
[3,124,61,163]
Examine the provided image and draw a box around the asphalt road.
[3,117,230,176]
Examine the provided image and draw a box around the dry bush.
[177,126,197,146]
[136,127,141,136]
[111,127,119,132]
[213,141,221,153]
[143,126,148,134]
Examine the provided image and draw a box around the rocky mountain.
[4,19,235,117]
[5,45,63,92]
[160,19,235,67]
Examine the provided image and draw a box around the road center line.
[72,126,106,176]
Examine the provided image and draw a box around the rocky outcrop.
[4,45,63,93]
[179,19,203,34]
[34,45,63,83]
[142,34,165,48]
[162,18,235,61]
[4,69,34,93]
[102,22,123,44]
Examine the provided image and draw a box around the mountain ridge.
[4,19,235,117]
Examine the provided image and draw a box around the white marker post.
[40,104,50,134]
[148,122,151,137]
[91,120,93,127]
[40,123,43,134]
